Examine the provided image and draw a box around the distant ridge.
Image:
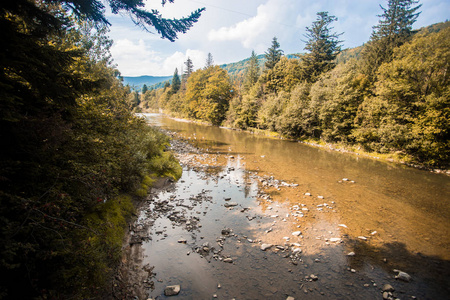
[122,75,171,90]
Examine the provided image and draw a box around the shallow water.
[129,113,450,299]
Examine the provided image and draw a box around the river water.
[125,113,449,300]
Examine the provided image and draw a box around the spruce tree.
[301,11,342,83]
[360,0,422,80]
[184,57,194,79]
[172,68,181,93]
[205,53,214,68]
[264,37,283,70]
[243,50,260,91]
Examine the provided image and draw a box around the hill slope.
[122,75,172,90]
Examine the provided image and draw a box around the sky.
[106,0,450,77]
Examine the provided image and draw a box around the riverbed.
[116,113,449,299]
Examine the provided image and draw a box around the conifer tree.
[172,68,181,93]
[264,37,283,70]
[142,84,148,94]
[243,50,260,91]
[184,57,194,79]
[205,53,214,68]
[360,0,422,80]
[301,11,342,83]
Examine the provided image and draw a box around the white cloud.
[207,0,291,49]
[111,39,207,76]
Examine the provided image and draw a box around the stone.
[261,243,273,251]
[177,238,187,244]
[394,270,411,282]
[358,236,368,240]
[292,231,302,236]
[286,297,295,300]
[382,291,390,300]
[347,252,356,256]
[164,285,181,296]
[224,202,238,208]
[304,193,311,196]
[223,258,233,263]
[221,228,232,235]
[382,284,395,292]
[329,237,341,242]
[310,274,318,281]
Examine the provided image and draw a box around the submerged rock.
[224,202,238,208]
[164,285,181,296]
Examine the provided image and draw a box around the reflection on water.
[133,113,450,299]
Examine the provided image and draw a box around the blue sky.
[106,0,450,76]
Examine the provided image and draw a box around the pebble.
[310,274,318,281]
[261,243,273,251]
[224,202,238,208]
[223,258,233,263]
[329,237,341,242]
[177,238,187,244]
[292,231,302,236]
[347,252,356,256]
[286,297,295,300]
[304,193,311,196]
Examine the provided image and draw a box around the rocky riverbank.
[111,129,449,300]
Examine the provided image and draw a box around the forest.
[0,0,204,298]
[141,2,449,168]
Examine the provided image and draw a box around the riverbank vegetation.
[0,0,201,298]
[142,1,449,168]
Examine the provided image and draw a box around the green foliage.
[0,1,186,298]
[354,27,450,165]
[301,11,342,83]
[360,0,422,81]
[243,50,261,92]
[185,66,234,125]
[264,37,283,70]
[171,68,181,93]
[262,57,303,93]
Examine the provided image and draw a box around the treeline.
[0,0,204,298]
[142,1,449,168]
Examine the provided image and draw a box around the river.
[119,113,449,299]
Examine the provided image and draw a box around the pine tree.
[301,11,342,83]
[243,50,260,91]
[205,52,214,68]
[264,37,283,70]
[142,84,148,94]
[171,68,181,93]
[184,57,194,79]
[360,0,422,80]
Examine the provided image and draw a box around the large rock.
[164,285,181,296]
[394,270,411,282]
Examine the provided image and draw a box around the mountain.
[122,75,172,90]
[219,53,301,78]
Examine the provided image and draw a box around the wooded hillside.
[141,5,449,168]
